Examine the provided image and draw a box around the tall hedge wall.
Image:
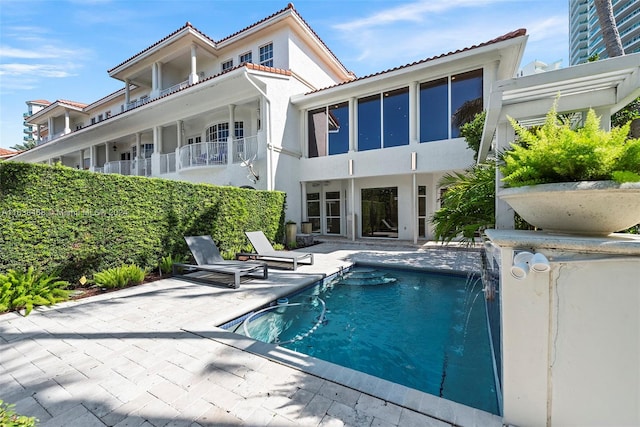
[0,162,286,281]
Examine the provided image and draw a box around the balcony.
[160,80,189,97]
[233,135,258,163]
[160,153,176,174]
[104,160,132,175]
[179,141,228,170]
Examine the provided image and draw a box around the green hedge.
[0,162,286,282]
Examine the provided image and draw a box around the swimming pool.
[225,265,499,415]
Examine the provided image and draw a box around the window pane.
[419,78,448,142]
[328,102,349,155]
[383,87,409,147]
[326,200,340,216]
[307,201,320,216]
[307,192,320,201]
[308,108,327,158]
[325,191,340,199]
[326,217,341,234]
[259,43,273,67]
[358,95,381,151]
[361,187,398,238]
[451,69,483,138]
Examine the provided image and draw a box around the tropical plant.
[0,400,37,427]
[93,264,146,289]
[460,111,486,159]
[432,162,496,245]
[159,254,186,275]
[500,102,640,187]
[9,139,37,152]
[0,268,70,315]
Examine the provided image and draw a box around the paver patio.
[0,240,499,426]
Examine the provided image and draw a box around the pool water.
[235,266,498,414]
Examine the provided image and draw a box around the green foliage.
[93,264,146,289]
[460,111,486,159]
[0,267,70,315]
[432,163,496,245]
[501,102,640,187]
[159,254,187,275]
[0,163,286,281]
[612,96,640,130]
[0,400,37,427]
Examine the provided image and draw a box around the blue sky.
[0,0,568,150]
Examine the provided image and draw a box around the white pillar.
[189,44,199,84]
[64,109,71,134]
[80,149,86,169]
[151,62,159,97]
[36,124,42,143]
[409,81,419,145]
[89,145,96,170]
[47,117,53,140]
[495,121,516,229]
[349,97,356,152]
[228,104,235,164]
[105,142,110,163]
[135,133,142,175]
[125,79,131,107]
[176,121,183,148]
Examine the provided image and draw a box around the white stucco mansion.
[14,4,528,241]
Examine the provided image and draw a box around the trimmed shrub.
[0,162,286,281]
[0,400,37,427]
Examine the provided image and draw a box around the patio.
[0,240,498,427]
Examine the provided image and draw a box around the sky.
[0,0,568,150]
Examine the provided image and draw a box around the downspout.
[242,70,273,190]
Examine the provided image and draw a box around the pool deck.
[0,239,501,427]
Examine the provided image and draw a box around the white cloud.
[0,63,76,78]
[333,0,499,31]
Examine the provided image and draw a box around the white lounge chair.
[237,231,314,270]
[173,235,267,288]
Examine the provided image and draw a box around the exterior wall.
[288,30,348,89]
[487,231,640,427]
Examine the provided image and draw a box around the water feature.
[226,265,499,414]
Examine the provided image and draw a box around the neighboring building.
[14,4,527,241]
[23,100,51,144]
[569,0,640,65]
[518,59,563,76]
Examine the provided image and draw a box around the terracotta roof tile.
[0,148,20,157]
[306,28,527,94]
[57,99,88,109]
[27,100,51,105]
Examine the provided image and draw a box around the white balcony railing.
[93,167,104,173]
[130,158,151,176]
[160,80,189,97]
[233,135,259,163]
[179,141,227,169]
[160,153,176,174]
[104,160,132,175]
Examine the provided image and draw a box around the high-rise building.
[23,100,50,145]
[569,0,640,65]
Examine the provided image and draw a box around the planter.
[498,181,640,236]
[301,221,312,234]
[285,222,297,247]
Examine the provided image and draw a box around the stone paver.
[0,241,499,426]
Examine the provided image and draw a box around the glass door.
[325,191,341,234]
[418,186,427,238]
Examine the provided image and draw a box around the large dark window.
[419,77,448,142]
[308,103,349,157]
[328,102,349,155]
[361,187,398,238]
[308,108,327,158]
[358,94,381,151]
[451,69,483,137]
[383,87,409,147]
[419,69,483,142]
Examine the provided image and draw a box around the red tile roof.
[57,99,88,109]
[27,99,51,105]
[108,3,351,79]
[306,28,527,94]
[0,148,20,158]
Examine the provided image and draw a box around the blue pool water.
[232,266,498,414]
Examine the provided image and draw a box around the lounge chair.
[237,231,314,270]
[173,235,267,288]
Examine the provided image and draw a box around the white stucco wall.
[488,231,640,427]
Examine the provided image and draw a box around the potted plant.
[498,101,640,235]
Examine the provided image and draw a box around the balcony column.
[105,142,110,163]
[124,79,131,107]
[349,97,356,152]
[409,81,419,145]
[135,133,142,175]
[80,149,86,170]
[64,109,71,134]
[189,44,199,84]
[36,124,42,143]
[89,145,96,171]
[151,62,163,98]
[151,126,161,176]
[176,121,183,171]
[47,117,53,140]
[228,104,235,165]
